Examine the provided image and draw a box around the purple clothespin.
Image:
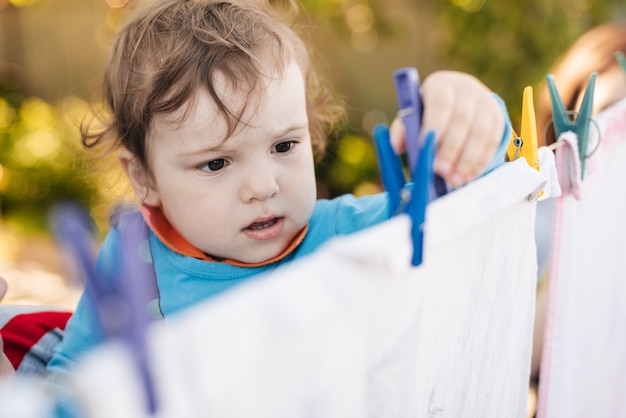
[51,202,157,414]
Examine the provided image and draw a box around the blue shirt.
[46,193,392,378]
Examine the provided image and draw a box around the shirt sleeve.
[479,93,512,176]
[296,193,391,259]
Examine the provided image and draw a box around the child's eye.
[273,141,296,153]
[197,159,227,172]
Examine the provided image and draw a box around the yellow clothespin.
[507,86,540,171]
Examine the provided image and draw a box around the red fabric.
[0,311,71,369]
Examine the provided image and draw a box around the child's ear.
[118,149,161,207]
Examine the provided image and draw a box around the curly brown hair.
[82,0,344,170]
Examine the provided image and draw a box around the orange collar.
[139,204,308,267]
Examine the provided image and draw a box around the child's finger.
[0,339,16,377]
[450,103,503,184]
[0,276,7,301]
[389,117,406,154]
[420,91,455,175]
[452,132,493,185]
[429,102,475,182]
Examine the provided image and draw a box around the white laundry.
[537,146,562,201]
[47,158,545,418]
[0,380,52,418]
[537,98,626,418]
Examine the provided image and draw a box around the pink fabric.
[537,98,626,418]
[553,131,582,200]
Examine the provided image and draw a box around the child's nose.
[239,164,279,202]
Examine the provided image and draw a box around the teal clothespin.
[616,51,626,75]
[547,72,596,179]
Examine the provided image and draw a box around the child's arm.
[390,70,511,188]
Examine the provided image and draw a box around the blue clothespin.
[547,72,596,179]
[51,202,158,414]
[373,67,442,266]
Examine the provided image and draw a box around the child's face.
[134,60,317,264]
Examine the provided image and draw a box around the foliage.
[0,93,102,232]
[307,0,626,196]
[1,0,625,231]
[434,0,624,126]
[316,130,383,199]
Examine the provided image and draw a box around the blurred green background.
[0,0,625,236]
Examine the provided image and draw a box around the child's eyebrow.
[176,139,230,157]
[272,122,309,138]
[175,122,309,157]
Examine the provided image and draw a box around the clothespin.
[507,86,540,171]
[547,72,596,179]
[373,67,442,266]
[51,202,158,414]
[393,67,448,199]
[393,67,422,172]
[616,51,626,75]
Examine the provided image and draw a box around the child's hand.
[0,276,7,301]
[0,277,15,377]
[0,337,15,377]
[390,71,505,188]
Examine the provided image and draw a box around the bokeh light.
[8,0,40,7]
[103,0,128,8]
[451,0,486,13]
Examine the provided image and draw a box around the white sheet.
[68,158,545,418]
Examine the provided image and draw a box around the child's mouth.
[244,217,284,240]
[247,218,278,230]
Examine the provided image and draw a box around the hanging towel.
[537,97,626,418]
